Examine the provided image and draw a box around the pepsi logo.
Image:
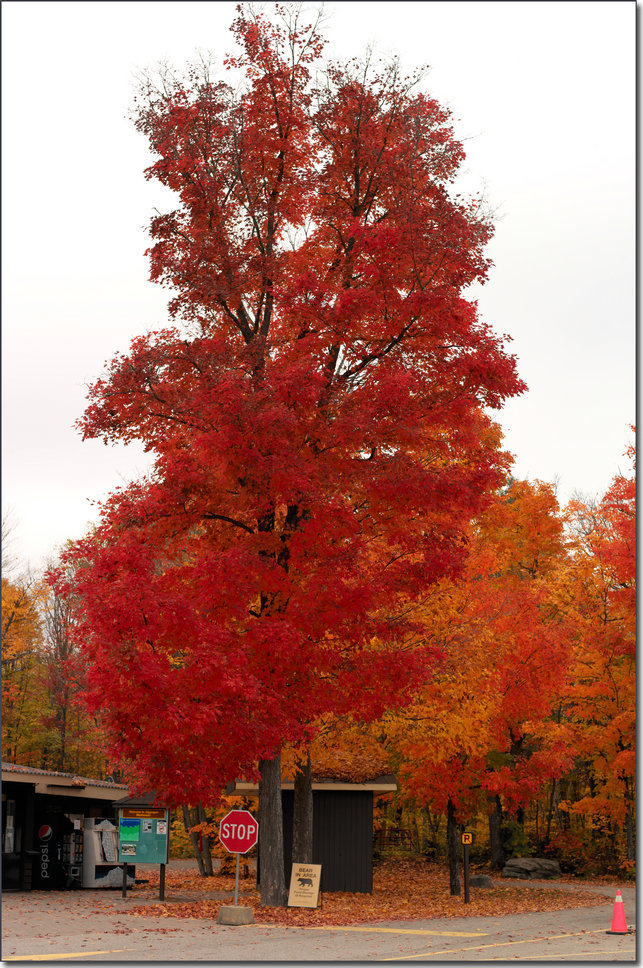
[38,824,53,841]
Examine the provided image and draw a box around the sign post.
[217,809,258,925]
[461,831,474,904]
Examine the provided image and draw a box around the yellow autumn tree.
[2,575,44,763]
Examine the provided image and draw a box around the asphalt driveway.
[1,874,636,962]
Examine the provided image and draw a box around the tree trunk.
[622,777,635,863]
[258,753,287,906]
[181,804,213,876]
[447,798,460,896]
[411,815,421,853]
[197,803,214,876]
[545,777,557,841]
[292,750,313,865]
[625,809,635,863]
[56,701,68,773]
[182,805,206,876]
[488,794,505,870]
[534,801,539,842]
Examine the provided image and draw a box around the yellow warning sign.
[461,831,474,846]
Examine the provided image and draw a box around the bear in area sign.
[288,864,322,908]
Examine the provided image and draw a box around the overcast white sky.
[2,1,635,574]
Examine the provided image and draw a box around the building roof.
[2,762,129,801]
[112,791,164,808]
[230,774,397,795]
[2,762,396,804]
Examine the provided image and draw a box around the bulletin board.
[117,807,170,864]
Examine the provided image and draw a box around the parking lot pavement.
[1,883,636,963]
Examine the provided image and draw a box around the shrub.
[169,816,194,859]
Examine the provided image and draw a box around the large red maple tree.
[53,6,524,905]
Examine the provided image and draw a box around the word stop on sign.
[218,809,259,854]
[221,820,256,840]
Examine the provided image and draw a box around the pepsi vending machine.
[33,813,83,890]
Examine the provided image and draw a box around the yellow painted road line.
[527,950,636,960]
[5,950,131,961]
[382,928,612,960]
[316,926,488,937]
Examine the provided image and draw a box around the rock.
[501,857,561,879]
[470,874,494,888]
[217,904,255,925]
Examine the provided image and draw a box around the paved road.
[1,878,636,963]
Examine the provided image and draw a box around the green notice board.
[117,808,169,864]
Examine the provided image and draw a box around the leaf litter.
[120,859,608,928]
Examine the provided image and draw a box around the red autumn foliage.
[50,6,524,812]
[553,442,636,831]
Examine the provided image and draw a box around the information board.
[117,808,169,864]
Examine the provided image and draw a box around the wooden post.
[460,830,473,904]
[160,863,166,901]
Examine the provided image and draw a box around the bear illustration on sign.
[298,876,313,887]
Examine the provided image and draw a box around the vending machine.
[82,818,135,888]
[32,812,83,890]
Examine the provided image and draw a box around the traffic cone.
[606,889,630,934]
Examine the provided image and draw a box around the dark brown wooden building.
[232,775,396,893]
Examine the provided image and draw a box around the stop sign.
[218,809,259,854]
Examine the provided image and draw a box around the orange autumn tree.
[385,477,574,887]
[1,574,44,765]
[553,446,635,867]
[282,715,391,789]
[1,515,108,776]
[1,571,111,777]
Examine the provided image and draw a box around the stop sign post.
[219,809,258,905]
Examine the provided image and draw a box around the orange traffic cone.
[606,889,630,934]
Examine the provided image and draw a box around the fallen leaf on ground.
[119,860,610,927]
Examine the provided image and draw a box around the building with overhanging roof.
[2,762,128,891]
